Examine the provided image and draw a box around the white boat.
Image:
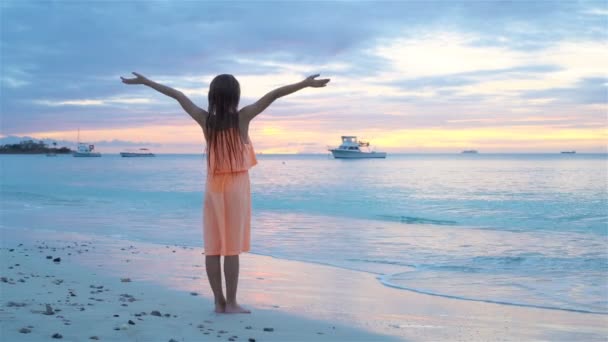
[329,136,387,159]
[120,148,155,157]
[72,129,101,157]
[73,143,101,157]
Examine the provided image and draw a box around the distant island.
[0,139,72,154]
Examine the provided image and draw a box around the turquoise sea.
[1,153,606,314]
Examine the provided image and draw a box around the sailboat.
[73,128,101,157]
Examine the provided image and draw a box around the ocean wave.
[376,214,457,226]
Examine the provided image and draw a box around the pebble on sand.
[44,304,55,315]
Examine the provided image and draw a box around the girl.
[121,72,330,313]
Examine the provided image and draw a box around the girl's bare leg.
[223,255,251,313]
[205,255,226,313]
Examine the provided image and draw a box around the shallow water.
[1,153,606,313]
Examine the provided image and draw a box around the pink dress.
[203,129,257,256]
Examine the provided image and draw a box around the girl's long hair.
[205,74,244,173]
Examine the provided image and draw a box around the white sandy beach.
[1,226,607,341]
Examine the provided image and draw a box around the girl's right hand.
[120,72,149,85]
[303,74,330,88]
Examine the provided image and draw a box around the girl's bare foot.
[224,302,251,314]
[215,299,226,313]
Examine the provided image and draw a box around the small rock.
[190,292,198,296]
[19,327,32,334]
[53,257,61,263]
[113,314,119,317]
[90,337,99,340]
[44,304,55,315]
[128,320,135,325]
[52,333,63,339]
[150,310,162,316]
[263,327,274,332]
[7,301,27,307]
[248,339,256,342]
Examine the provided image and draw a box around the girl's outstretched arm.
[240,74,330,122]
[121,72,207,127]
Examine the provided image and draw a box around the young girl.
[121,72,330,313]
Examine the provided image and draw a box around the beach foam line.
[377,274,608,315]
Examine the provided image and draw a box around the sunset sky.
[1,1,606,153]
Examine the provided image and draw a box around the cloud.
[583,8,608,16]
[33,97,156,107]
[1,1,606,152]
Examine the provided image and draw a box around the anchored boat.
[120,148,155,157]
[73,143,101,157]
[329,136,386,159]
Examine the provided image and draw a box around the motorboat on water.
[73,143,101,157]
[328,136,387,159]
[120,148,155,157]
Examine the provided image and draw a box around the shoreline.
[2,226,607,341]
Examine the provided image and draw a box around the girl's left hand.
[120,72,149,85]
[303,74,330,88]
